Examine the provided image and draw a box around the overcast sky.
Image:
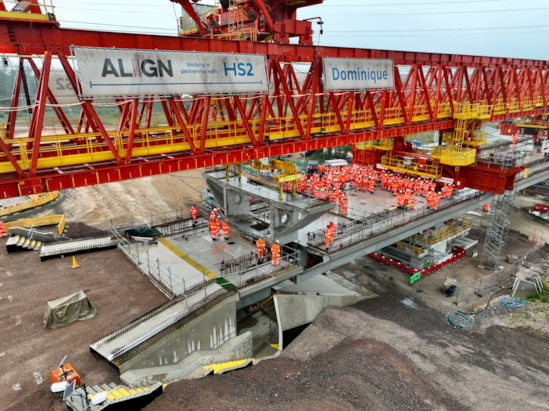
[46,0,549,60]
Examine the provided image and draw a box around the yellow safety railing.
[462,129,487,146]
[0,0,56,21]
[430,147,477,166]
[356,138,394,151]
[397,241,426,256]
[415,218,472,246]
[271,159,297,174]
[381,154,442,179]
[454,102,491,120]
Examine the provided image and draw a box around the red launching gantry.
[172,0,322,44]
[0,0,548,198]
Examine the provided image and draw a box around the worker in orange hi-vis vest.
[329,222,336,245]
[209,209,217,222]
[209,219,217,240]
[392,181,398,196]
[190,205,198,224]
[368,178,375,193]
[433,193,441,211]
[325,221,336,249]
[325,228,332,249]
[210,106,217,122]
[221,221,230,240]
[341,197,348,215]
[256,237,266,263]
[214,218,221,238]
[271,241,281,266]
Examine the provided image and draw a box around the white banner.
[48,70,76,99]
[72,47,269,99]
[323,58,394,91]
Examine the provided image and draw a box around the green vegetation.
[307,145,352,163]
[526,292,549,303]
[526,282,549,303]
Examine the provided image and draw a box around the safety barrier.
[4,214,66,235]
[0,191,58,217]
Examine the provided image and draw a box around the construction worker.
[256,237,266,263]
[329,222,336,246]
[271,240,281,266]
[190,205,198,224]
[325,221,336,249]
[221,220,230,240]
[214,217,221,239]
[209,207,220,222]
[339,194,348,215]
[209,218,217,240]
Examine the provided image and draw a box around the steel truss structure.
[0,4,549,198]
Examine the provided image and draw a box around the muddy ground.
[0,171,548,410]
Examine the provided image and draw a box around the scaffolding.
[479,189,515,270]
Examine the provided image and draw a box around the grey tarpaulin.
[43,290,97,329]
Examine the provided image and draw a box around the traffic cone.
[71,256,79,269]
[0,221,4,238]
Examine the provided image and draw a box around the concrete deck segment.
[204,171,335,243]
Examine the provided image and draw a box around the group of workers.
[193,205,284,267]
[203,206,230,241]
[256,237,281,266]
[285,163,456,213]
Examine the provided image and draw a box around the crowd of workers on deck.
[282,163,455,214]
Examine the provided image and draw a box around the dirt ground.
[1,171,549,410]
[0,242,167,411]
[8,170,208,230]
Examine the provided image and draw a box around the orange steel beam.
[0,21,548,197]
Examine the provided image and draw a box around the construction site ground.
[0,169,548,410]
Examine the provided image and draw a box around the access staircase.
[5,234,42,252]
[65,381,163,411]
